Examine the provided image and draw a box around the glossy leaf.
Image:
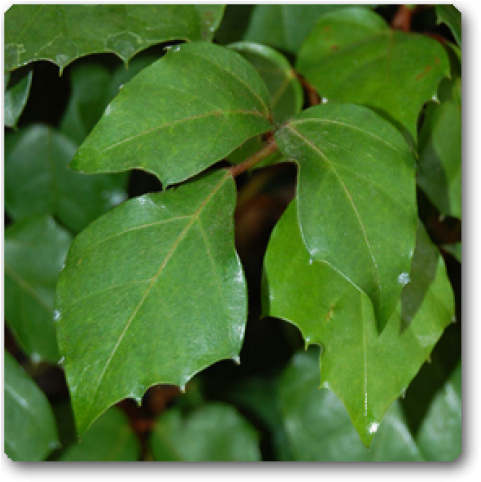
[243,4,370,55]
[150,403,260,461]
[5,125,128,233]
[60,408,140,461]
[5,216,72,363]
[55,170,247,435]
[71,42,272,186]
[4,352,60,461]
[278,350,424,461]
[4,69,33,128]
[418,77,461,219]
[436,5,461,46]
[263,201,454,446]
[416,362,462,461]
[296,8,450,140]
[5,4,202,73]
[274,104,418,329]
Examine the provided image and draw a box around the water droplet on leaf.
[397,272,410,286]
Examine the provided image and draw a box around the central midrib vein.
[89,172,230,407]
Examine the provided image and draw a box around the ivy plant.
[4,4,461,461]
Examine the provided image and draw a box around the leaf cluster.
[4,4,461,461]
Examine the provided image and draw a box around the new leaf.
[55,170,247,434]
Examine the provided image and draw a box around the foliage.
[4,4,461,461]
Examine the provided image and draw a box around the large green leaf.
[296,8,450,140]
[60,408,140,461]
[5,125,128,233]
[4,352,60,461]
[150,403,260,461]
[55,170,246,435]
[71,42,273,186]
[263,201,454,446]
[274,104,418,329]
[195,5,226,41]
[5,4,203,73]
[5,216,72,363]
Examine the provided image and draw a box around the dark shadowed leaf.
[436,5,461,46]
[4,352,60,461]
[5,216,72,363]
[4,69,33,128]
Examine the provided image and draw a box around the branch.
[228,138,279,178]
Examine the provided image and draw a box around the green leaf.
[225,41,302,168]
[228,41,303,124]
[4,352,60,461]
[274,103,418,329]
[243,4,370,55]
[55,170,246,435]
[263,201,454,446]
[4,69,33,128]
[296,8,450,140]
[150,403,260,461]
[443,242,461,263]
[418,77,461,219]
[5,216,72,363]
[71,42,273,186]
[5,4,203,73]
[5,125,128,233]
[195,5,226,41]
[278,350,425,461]
[436,5,461,46]
[60,408,140,461]
[416,362,462,461]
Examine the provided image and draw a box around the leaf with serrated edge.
[71,42,272,186]
[263,202,454,446]
[275,103,418,329]
[296,8,450,140]
[5,4,202,73]
[55,170,246,435]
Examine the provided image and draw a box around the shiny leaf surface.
[275,104,418,329]
[296,8,450,140]
[5,125,128,233]
[71,43,272,186]
[5,216,72,363]
[263,202,454,446]
[55,170,246,435]
[4,352,60,461]
[5,4,202,73]
[150,403,260,461]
